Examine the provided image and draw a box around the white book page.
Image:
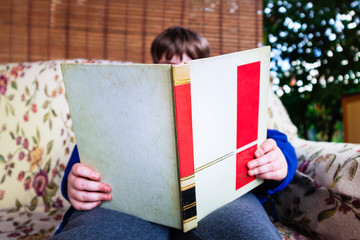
[188,47,270,221]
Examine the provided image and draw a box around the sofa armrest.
[273,138,360,239]
[291,138,360,198]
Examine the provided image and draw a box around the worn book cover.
[61,46,270,232]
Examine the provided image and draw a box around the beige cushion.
[267,86,298,139]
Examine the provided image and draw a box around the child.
[52,26,297,240]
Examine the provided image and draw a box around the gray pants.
[51,192,281,240]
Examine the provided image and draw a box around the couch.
[0,60,359,239]
[267,86,360,239]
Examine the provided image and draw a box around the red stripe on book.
[236,61,261,149]
[236,145,257,190]
[174,83,195,179]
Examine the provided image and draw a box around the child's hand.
[67,163,112,211]
[247,139,288,181]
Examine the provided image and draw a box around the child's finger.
[72,163,101,181]
[258,138,277,154]
[71,177,111,193]
[255,169,286,181]
[254,148,264,158]
[248,159,282,176]
[70,198,102,211]
[70,190,112,203]
[248,150,276,169]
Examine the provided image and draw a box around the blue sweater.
[56,129,297,234]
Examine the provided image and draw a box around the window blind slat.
[0,0,263,63]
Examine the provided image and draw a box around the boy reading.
[52,26,297,240]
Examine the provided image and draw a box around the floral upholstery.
[268,89,360,239]
[0,61,76,239]
[0,60,109,239]
[1,60,357,239]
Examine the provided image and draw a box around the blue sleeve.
[253,129,297,200]
[265,129,297,194]
[61,145,80,201]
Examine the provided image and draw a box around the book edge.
[172,64,198,232]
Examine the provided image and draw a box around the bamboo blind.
[0,0,263,64]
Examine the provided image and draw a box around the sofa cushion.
[0,60,77,209]
[0,60,79,238]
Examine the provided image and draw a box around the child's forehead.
[159,53,192,65]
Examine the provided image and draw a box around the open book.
[61,46,270,232]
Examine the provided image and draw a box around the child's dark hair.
[151,26,210,63]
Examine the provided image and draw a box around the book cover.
[61,46,270,232]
